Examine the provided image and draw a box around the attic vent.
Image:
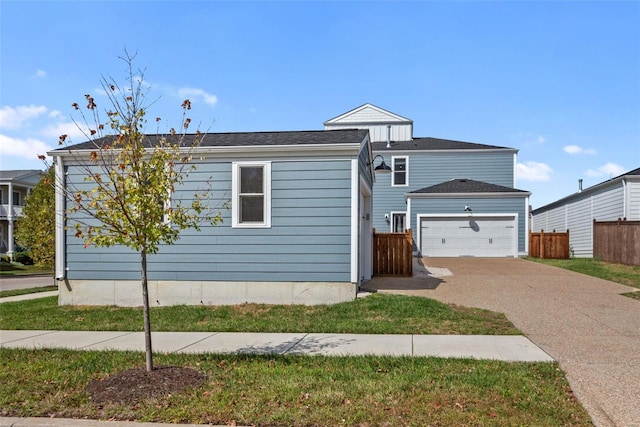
[459,179,468,183]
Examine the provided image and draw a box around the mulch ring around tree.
[86,365,207,405]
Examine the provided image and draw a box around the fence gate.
[529,229,570,259]
[372,228,413,276]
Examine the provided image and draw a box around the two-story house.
[0,170,43,260]
[50,104,530,307]
[325,104,530,258]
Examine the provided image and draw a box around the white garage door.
[421,216,516,257]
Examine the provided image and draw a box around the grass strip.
[0,262,51,276]
[0,286,58,298]
[0,348,591,426]
[0,293,519,335]
[528,258,640,289]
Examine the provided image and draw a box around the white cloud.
[537,136,546,144]
[0,134,52,159]
[517,161,553,182]
[0,105,48,130]
[585,162,626,179]
[40,120,89,142]
[33,70,47,79]
[563,145,581,154]
[177,87,218,106]
[563,144,596,155]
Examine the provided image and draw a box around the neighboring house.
[531,167,640,258]
[325,104,530,257]
[0,170,43,260]
[50,130,374,306]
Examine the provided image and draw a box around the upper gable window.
[392,156,408,187]
[232,161,272,228]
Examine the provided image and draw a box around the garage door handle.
[442,238,446,244]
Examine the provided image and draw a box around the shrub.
[13,252,34,265]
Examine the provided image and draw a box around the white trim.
[406,198,412,234]
[231,161,271,228]
[49,143,363,160]
[359,176,373,283]
[524,196,530,256]
[416,213,518,258]
[55,157,66,280]
[390,211,407,232]
[391,155,409,187]
[323,103,413,125]
[406,191,531,200]
[373,148,517,155]
[350,159,359,284]
[513,152,517,188]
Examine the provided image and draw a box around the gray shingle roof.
[532,166,640,213]
[372,137,512,152]
[55,129,370,151]
[409,178,529,194]
[0,170,43,180]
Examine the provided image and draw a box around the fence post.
[540,229,545,259]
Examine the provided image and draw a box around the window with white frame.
[391,212,406,232]
[392,156,408,186]
[12,191,20,206]
[232,161,271,228]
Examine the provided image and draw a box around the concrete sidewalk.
[0,329,552,361]
[0,290,58,303]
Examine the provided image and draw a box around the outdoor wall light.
[369,155,391,173]
[464,205,472,212]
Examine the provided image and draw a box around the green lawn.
[528,258,640,299]
[0,261,51,276]
[0,293,519,335]
[0,348,591,426]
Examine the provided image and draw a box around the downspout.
[55,156,66,281]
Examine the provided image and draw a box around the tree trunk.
[141,247,154,371]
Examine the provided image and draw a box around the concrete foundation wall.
[58,279,357,307]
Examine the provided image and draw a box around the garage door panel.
[421,217,515,257]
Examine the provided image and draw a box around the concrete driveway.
[366,258,640,427]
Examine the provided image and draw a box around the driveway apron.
[367,258,640,427]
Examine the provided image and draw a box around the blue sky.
[1,1,638,208]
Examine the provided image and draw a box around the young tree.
[43,53,223,371]
[15,167,55,274]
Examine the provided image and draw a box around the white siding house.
[0,170,43,260]
[531,167,640,258]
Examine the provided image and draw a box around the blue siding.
[65,159,353,282]
[371,150,515,232]
[409,197,528,253]
[358,144,373,190]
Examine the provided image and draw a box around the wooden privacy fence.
[593,219,640,266]
[529,229,570,259]
[373,228,413,276]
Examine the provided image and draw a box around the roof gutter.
[405,191,532,201]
